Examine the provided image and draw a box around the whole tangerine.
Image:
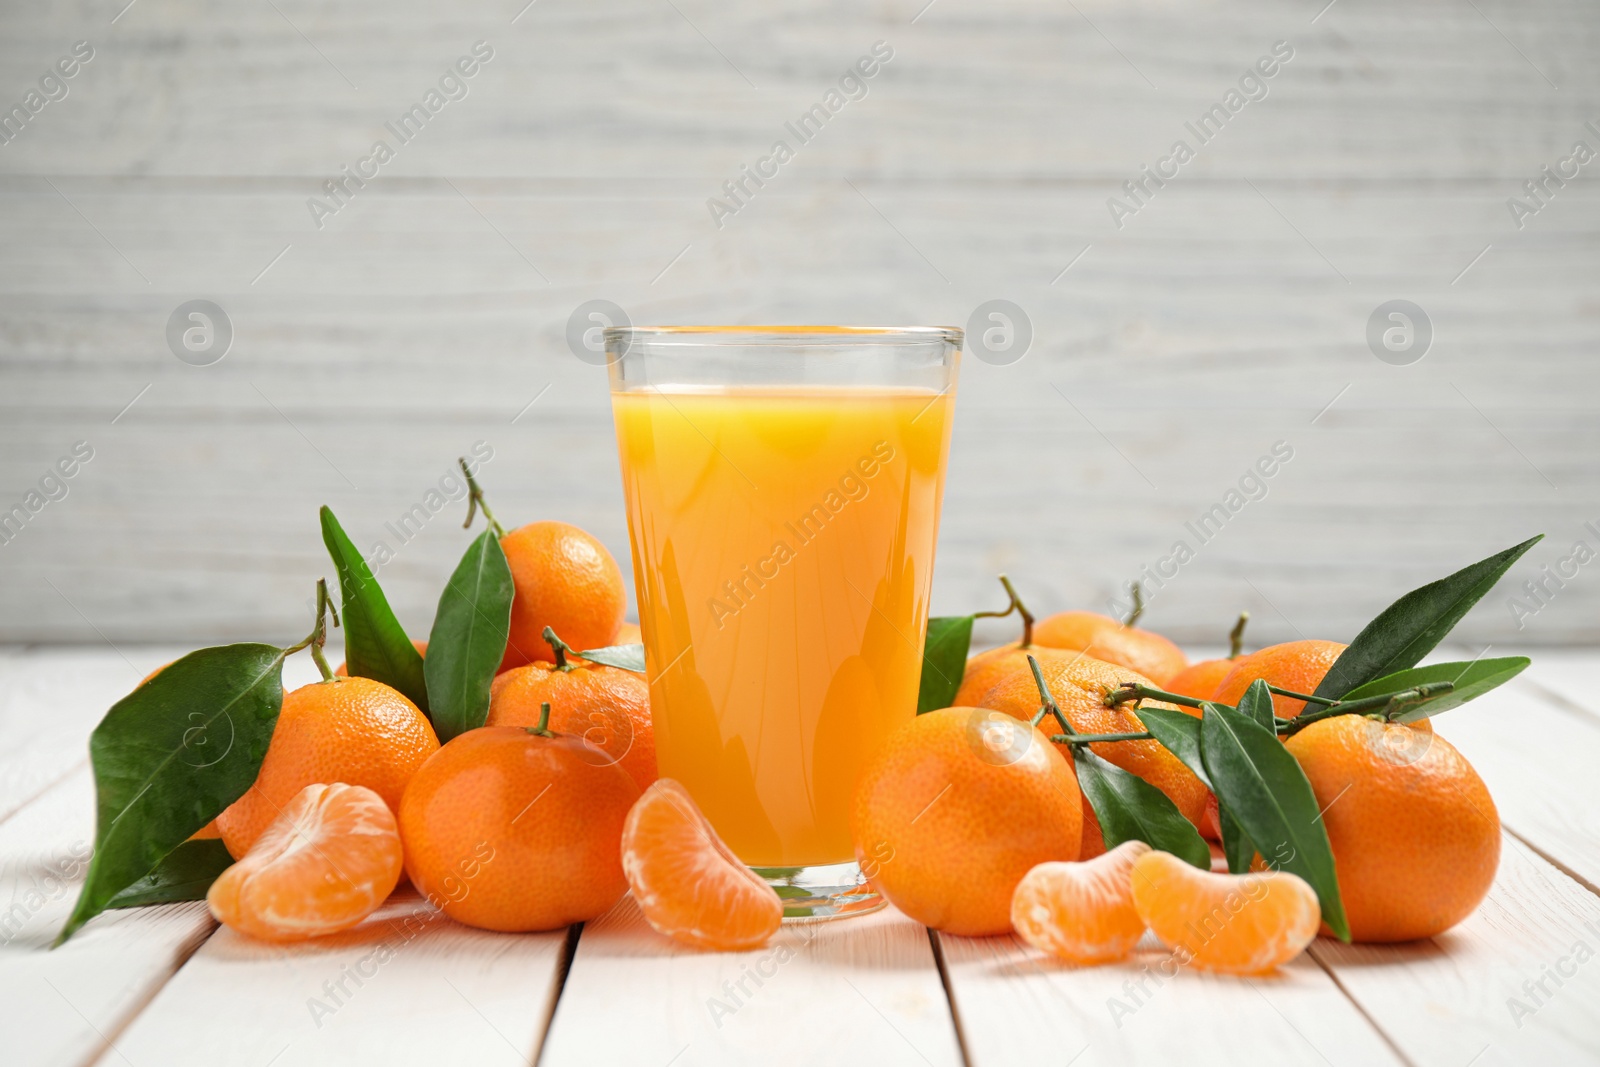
[498,521,626,671]
[217,675,439,859]
[852,706,1081,937]
[1032,611,1188,685]
[398,716,640,932]
[1213,640,1347,717]
[1285,715,1499,942]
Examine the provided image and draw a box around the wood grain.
[0,0,1596,645]
[114,889,572,1067]
[542,896,963,1066]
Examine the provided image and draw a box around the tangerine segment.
[621,779,782,951]
[1012,841,1151,964]
[1130,850,1319,974]
[207,782,403,942]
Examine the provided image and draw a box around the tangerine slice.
[620,779,782,951]
[1130,850,1320,974]
[1012,840,1151,964]
[208,782,403,942]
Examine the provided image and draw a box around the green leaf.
[917,615,974,714]
[579,643,645,673]
[1072,747,1210,869]
[1338,657,1530,724]
[1217,802,1255,875]
[1136,707,1256,873]
[1135,707,1210,789]
[320,505,429,713]
[1199,701,1348,940]
[60,644,285,944]
[1238,679,1276,730]
[107,839,233,908]
[425,528,514,743]
[1315,536,1542,700]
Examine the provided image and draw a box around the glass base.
[752,861,886,921]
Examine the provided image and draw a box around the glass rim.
[603,325,963,347]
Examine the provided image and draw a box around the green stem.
[1278,683,1454,736]
[1104,682,1208,710]
[526,701,555,738]
[459,457,507,539]
[1124,580,1144,628]
[974,573,1034,648]
[1228,611,1250,659]
[542,626,577,672]
[1267,684,1339,707]
[1051,731,1154,746]
[1026,654,1072,734]
[284,578,339,682]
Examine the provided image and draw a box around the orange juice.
[612,386,955,867]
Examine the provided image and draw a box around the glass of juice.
[606,326,960,918]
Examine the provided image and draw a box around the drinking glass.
[606,326,960,918]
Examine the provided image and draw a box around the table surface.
[4,644,1600,1067]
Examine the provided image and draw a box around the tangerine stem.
[1050,731,1153,745]
[1124,580,1144,628]
[542,626,577,672]
[974,573,1034,648]
[527,701,555,738]
[1104,682,1207,710]
[1266,684,1338,707]
[1025,653,1072,733]
[1278,683,1454,736]
[283,578,338,682]
[459,457,507,539]
[1228,611,1250,659]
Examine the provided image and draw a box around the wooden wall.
[1,0,1596,648]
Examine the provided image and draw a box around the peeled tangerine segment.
[1131,850,1320,974]
[620,779,782,951]
[208,782,403,942]
[1012,840,1151,964]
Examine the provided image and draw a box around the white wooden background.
[1,0,1598,646]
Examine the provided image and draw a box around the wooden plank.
[1430,674,1600,893]
[0,769,215,1067]
[1518,651,1600,727]
[1312,834,1600,1066]
[113,889,571,1067]
[542,898,962,1066]
[938,927,1402,1066]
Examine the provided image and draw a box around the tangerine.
[851,706,1081,937]
[621,779,783,951]
[498,521,626,671]
[1011,840,1151,964]
[487,630,654,791]
[1032,611,1187,685]
[1131,849,1320,973]
[1212,640,1347,718]
[972,655,1212,831]
[207,782,403,942]
[217,676,439,859]
[398,718,639,932]
[1285,715,1498,942]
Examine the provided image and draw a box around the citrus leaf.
[1315,535,1542,700]
[1218,802,1255,875]
[1338,657,1530,723]
[425,528,514,742]
[1238,679,1276,730]
[579,643,645,673]
[107,839,233,909]
[1199,701,1348,940]
[1135,707,1210,789]
[918,615,973,714]
[59,644,285,944]
[1071,747,1210,869]
[321,505,429,712]
[1137,707,1256,873]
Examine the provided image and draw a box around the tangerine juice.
[612,386,955,867]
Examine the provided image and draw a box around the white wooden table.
[5,644,1600,1066]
